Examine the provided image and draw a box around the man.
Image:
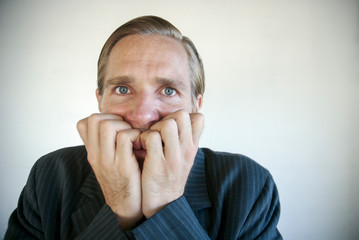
[5,16,282,239]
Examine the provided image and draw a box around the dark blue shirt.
[5,146,282,239]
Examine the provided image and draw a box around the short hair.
[97,16,205,103]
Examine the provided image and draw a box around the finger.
[116,128,141,161]
[99,119,132,166]
[189,113,205,146]
[77,117,89,146]
[116,129,142,184]
[161,110,192,145]
[149,119,180,159]
[85,113,125,165]
[87,113,124,149]
[87,113,104,154]
[140,130,164,163]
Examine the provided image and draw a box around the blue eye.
[163,87,176,96]
[116,86,130,94]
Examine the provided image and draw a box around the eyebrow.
[105,76,188,91]
[105,76,132,88]
[155,77,187,91]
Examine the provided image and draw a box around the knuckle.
[100,119,114,132]
[143,130,161,143]
[76,119,85,132]
[116,130,129,142]
[172,109,189,122]
[177,109,188,118]
[163,118,177,129]
[88,113,101,123]
[191,112,204,124]
[149,130,161,140]
[177,111,189,123]
[89,113,101,119]
[86,152,98,165]
[122,120,132,129]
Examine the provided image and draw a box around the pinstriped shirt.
[5,146,282,239]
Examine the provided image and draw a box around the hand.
[140,110,204,218]
[77,114,143,230]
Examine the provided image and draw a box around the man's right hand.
[77,114,143,230]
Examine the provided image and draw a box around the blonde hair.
[97,16,205,103]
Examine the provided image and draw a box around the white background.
[1,0,358,239]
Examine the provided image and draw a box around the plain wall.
[1,0,358,239]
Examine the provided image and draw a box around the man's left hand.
[140,110,204,218]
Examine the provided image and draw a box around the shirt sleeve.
[240,174,282,240]
[4,162,131,240]
[74,204,130,240]
[4,163,44,239]
[132,196,210,240]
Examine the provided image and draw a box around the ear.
[193,94,203,113]
[96,89,102,112]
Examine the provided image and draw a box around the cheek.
[100,99,128,115]
[159,103,193,117]
[100,95,193,117]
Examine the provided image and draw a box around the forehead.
[106,34,190,84]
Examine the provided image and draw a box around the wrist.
[115,212,144,230]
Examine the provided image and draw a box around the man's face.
[97,34,202,130]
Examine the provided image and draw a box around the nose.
[124,93,161,130]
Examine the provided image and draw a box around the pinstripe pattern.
[5,146,282,239]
